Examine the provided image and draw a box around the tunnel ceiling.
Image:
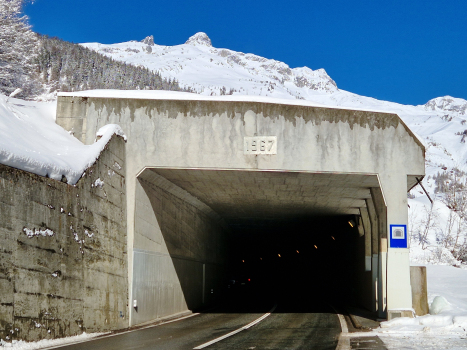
[145,168,380,224]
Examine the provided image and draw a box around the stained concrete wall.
[0,135,128,341]
[56,97,425,177]
[56,93,426,320]
[131,170,227,325]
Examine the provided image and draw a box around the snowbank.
[374,265,467,349]
[0,93,125,184]
[0,332,106,349]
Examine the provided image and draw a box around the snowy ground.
[372,264,467,349]
[0,332,106,349]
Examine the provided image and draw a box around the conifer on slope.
[0,0,39,97]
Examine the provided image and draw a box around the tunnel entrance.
[226,216,360,308]
[133,167,382,323]
[56,92,426,325]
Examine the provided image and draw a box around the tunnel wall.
[0,136,127,342]
[354,214,373,311]
[131,171,227,326]
[351,187,387,314]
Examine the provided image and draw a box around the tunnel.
[227,215,359,306]
[55,92,426,325]
[131,167,385,323]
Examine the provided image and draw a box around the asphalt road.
[51,295,342,350]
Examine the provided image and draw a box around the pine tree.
[0,0,38,97]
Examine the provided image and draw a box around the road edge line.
[193,304,277,349]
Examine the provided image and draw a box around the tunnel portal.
[56,91,426,325]
[134,168,382,321]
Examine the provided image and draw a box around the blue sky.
[24,0,467,105]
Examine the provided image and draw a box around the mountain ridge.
[82,32,339,99]
[81,32,467,183]
[82,32,466,109]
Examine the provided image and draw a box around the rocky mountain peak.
[425,96,467,115]
[141,35,154,46]
[185,32,212,47]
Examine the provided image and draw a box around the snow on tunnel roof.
[59,89,400,115]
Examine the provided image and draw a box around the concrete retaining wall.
[0,135,128,341]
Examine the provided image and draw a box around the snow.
[0,93,126,184]
[2,31,467,349]
[59,89,333,108]
[79,32,467,184]
[58,89,414,116]
[0,332,106,349]
[430,296,451,315]
[93,178,104,188]
[373,265,467,349]
[81,32,338,100]
[22,228,54,238]
[96,123,127,141]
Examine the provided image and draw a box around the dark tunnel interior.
[214,215,362,313]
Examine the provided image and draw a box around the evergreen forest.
[0,0,186,99]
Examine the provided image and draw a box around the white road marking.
[39,312,200,350]
[193,304,277,349]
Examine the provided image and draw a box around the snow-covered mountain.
[82,32,338,99]
[82,33,467,177]
[425,96,467,116]
[82,32,467,266]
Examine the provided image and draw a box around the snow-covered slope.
[82,33,338,99]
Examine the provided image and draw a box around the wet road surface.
[51,295,342,350]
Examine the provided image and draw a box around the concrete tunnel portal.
[56,91,426,326]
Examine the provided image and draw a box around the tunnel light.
[314,245,318,249]
[242,260,245,263]
[278,254,281,258]
[331,236,335,240]
[348,220,356,228]
[260,257,262,260]
[296,250,299,254]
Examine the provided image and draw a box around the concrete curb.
[348,312,369,331]
[345,307,375,331]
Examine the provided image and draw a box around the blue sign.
[390,224,407,248]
